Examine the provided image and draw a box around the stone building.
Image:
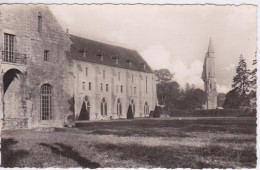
[201,39,217,109]
[0,4,157,128]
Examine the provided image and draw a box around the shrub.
[149,111,154,118]
[127,105,134,119]
[153,106,162,118]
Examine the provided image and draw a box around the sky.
[49,4,257,93]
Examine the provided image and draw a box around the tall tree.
[232,55,251,108]
[232,55,251,95]
[154,69,174,83]
[154,69,174,105]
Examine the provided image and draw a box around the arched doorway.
[40,84,52,120]
[3,69,24,119]
[117,98,122,117]
[144,102,149,116]
[130,99,135,116]
[78,96,90,120]
[101,98,107,116]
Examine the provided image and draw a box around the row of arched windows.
[40,83,150,121]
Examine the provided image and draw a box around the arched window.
[40,84,52,120]
[101,98,107,116]
[38,12,42,33]
[117,99,122,116]
[144,102,149,116]
[130,99,135,115]
[84,96,90,113]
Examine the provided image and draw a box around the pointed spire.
[208,38,214,53]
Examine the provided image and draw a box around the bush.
[153,106,162,118]
[127,105,134,119]
[64,113,75,128]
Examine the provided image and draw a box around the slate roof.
[69,34,153,73]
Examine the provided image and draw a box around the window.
[38,12,42,33]
[132,75,134,82]
[101,98,107,116]
[116,85,118,93]
[89,82,92,91]
[130,99,135,115]
[86,67,88,76]
[82,82,85,90]
[118,72,120,81]
[40,84,52,120]
[117,99,122,116]
[106,84,109,92]
[103,70,105,79]
[3,33,15,62]
[146,76,148,94]
[121,85,123,93]
[101,83,103,91]
[84,96,90,113]
[130,86,132,95]
[44,50,49,61]
[134,87,136,94]
[144,102,149,116]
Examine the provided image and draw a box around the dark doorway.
[3,69,24,119]
[3,69,22,94]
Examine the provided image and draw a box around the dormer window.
[83,48,88,57]
[79,48,88,57]
[112,55,120,64]
[141,63,146,70]
[97,50,104,61]
[38,12,42,33]
[126,60,132,67]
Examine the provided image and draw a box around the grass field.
[1,117,256,168]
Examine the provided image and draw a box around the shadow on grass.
[93,143,256,168]
[1,138,29,167]
[39,143,99,168]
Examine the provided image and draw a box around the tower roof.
[208,38,214,53]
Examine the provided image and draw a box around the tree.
[249,59,257,108]
[78,101,89,120]
[127,105,134,119]
[154,69,174,83]
[164,81,182,110]
[232,55,251,108]
[232,55,251,95]
[154,69,174,105]
[181,88,206,110]
[223,88,241,109]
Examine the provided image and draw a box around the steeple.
[208,38,214,53]
[202,38,217,110]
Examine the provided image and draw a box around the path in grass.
[1,117,256,168]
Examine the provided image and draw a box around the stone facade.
[0,4,157,128]
[201,39,217,109]
[0,4,72,128]
[73,60,157,120]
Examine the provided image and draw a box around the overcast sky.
[49,4,257,93]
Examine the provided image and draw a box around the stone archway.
[2,68,25,119]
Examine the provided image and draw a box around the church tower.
[201,39,217,109]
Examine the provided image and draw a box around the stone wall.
[0,4,73,128]
[3,118,28,129]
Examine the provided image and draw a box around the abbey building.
[0,4,157,128]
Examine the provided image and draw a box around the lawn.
[1,117,256,168]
